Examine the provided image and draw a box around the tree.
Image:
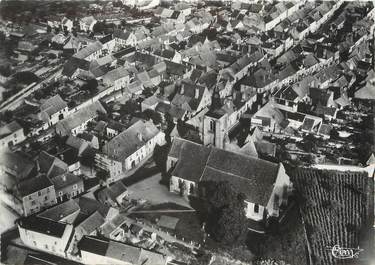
[93,21,106,33]
[200,181,248,245]
[13,71,39,85]
[143,109,162,125]
[0,110,14,123]
[301,134,317,153]
[96,169,109,184]
[121,100,139,115]
[82,78,98,95]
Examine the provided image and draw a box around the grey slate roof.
[40,95,67,117]
[170,138,280,205]
[38,199,80,222]
[104,120,160,161]
[18,175,54,197]
[56,102,106,135]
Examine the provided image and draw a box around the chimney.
[137,133,143,142]
[195,88,199,99]
[180,85,184,94]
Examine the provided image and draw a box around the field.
[292,168,373,265]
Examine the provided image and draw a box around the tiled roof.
[104,120,161,161]
[103,66,129,84]
[62,57,90,77]
[56,102,106,135]
[38,151,67,175]
[38,199,80,223]
[205,148,279,205]
[113,29,132,40]
[77,211,105,234]
[18,175,54,197]
[73,41,103,59]
[0,150,34,180]
[170,138,211,182]
[318,123,332,136]
[18,215,68,238]
[50,173,83,191]
[0,121,22,138]
[171,81,206,111]
[40,95,67,117]
[170,138,281,205]
[79,236,167,265]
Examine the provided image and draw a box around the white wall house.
[102,67,130,90]
[39,95,69,129]
[96,120,165,183]
[80,16,97,32]
[18,175,57,216]
[0,121,25,149]
[18,216,74,257]
[56,102,107,136]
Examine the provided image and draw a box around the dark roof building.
[169,138,282,206]
[17,175,54,197]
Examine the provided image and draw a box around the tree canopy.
[81,79,99,95]
[200,181,248,245]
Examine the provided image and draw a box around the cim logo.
[327,245,364,259]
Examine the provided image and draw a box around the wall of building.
[123,131,165,171]
[203,114,227,148]
[266,163,292,218]
[49,107,69,126]
[95,154,123,183]
[22,186,57,216]
[169,175,197,196]
[245,201,265,221]
[56,181,84,202]
[0,128,26,149]
[18,223,74,257]
[81,250,130,265]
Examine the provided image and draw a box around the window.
[254,204,259,213]
[73,184,78,189]
[31,200,36,206]
[14,134,17,138]
[59,191,63,196]
[44,195,48,201]
[209,120,215,132]
[38,191,41,196]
